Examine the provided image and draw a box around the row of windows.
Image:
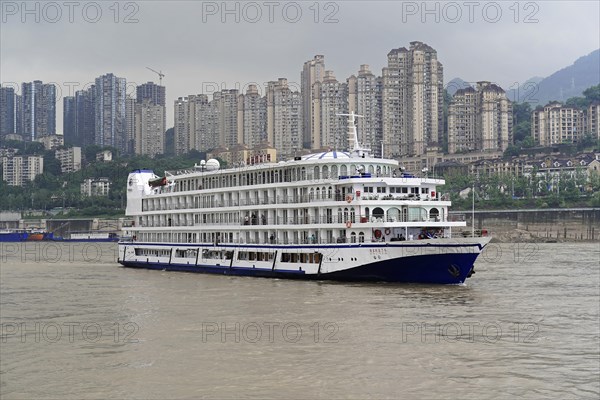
[363,186,431,194]
[281,252,321,264]
[172,163,395,193]
[238,251,275,261]
[134,247,321,265]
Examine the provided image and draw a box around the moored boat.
[60,232,119,242]
[0,230,28,242]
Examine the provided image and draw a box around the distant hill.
[446,78,472,95]
[506,76,543,103]
[509,49,600,105]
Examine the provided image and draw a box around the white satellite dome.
[205,159,220,171]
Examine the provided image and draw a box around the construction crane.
[146,67,165,86]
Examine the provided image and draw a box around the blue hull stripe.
[120,253,478,284]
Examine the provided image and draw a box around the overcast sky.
[1,0,599,130]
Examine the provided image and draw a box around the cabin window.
[331,165,338,178]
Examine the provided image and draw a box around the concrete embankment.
[0,215,129,237]
[451,208,600,242]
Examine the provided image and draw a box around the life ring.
[346,194,353,203]
[384,228,391,235]
[374,229,382,239]
[346,221,352,228]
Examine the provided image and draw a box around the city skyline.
[1,1,598,130]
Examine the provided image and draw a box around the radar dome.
[205,159,220,171]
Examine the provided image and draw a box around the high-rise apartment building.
[196,97,220,152]
[587,103,600,140]
[135,82,166,155]
[448,82,513,154]
[81,178,111,197]
[125,95,136,153]
[75,86,96,148]
[14,94,23,136]
[63,96,76,144]
[136,82,166,106]
[94,73,127,153]
[55,147,82,173]
[0,85,16,137]
[382,42,444,157]
[479,82,512,151]
[215,89,239,148]
[239,84,267,149]
[1,155,44,186]
[21,80,56,140]
[532,102,584,146]
[301,55,325,149]
[174,96,189,155]
[315,71,348,150]
[134,101,165,157]
[174,94,219,155]
[347,65,383,156]
[448,87,477,153]
[266,78,303,159]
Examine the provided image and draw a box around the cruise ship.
[118,113,490,284]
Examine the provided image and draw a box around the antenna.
[146,67,165,86]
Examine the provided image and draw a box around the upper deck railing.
[142,192,444,212]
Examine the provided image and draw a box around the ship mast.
[337,111,370,157]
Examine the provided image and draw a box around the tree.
[83,145,102,163]
[577,133,597,150]
[164,127,175,156]
[583,84,600,103]
[503,145,520,158]
[565,84,600,109]
[521,136,535,148]
[43,152,62,176]
[511,102,533,146]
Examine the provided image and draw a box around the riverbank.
[451,208,600,242]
